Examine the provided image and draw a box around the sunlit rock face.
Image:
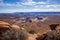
[11,24,20,29]
[0,21,21,29]
[0,21,11,32]
[0,21,10,28]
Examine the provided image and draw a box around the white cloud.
[21,0,48,5]
[22,0,33,3]
[0,8,60,13]
[0,0,48,6]
[0,2,22,7]
[21,1,36,5]
[0,0,60,12]
[45,5,60,8]
[34,4,60,9]
[21,2,48,5]
[21,0,36,5]
[37,2,48,4]
[0,0,22,6]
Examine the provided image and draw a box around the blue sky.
[0,0,60,13]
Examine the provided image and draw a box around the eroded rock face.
[0,21,11,32]
[36,24,60,40]
[36,29,60,40]
[0,21,21,31]
[38,24,60,40]
[49,24,59,30]
[0,21,10,28]
[11,24,20,29]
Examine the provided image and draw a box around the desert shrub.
[28,29,37,34]
[0,28,28,40]
[24,27,37,34]
[36,30,60,40]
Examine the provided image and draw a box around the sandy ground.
[27,34,37,40]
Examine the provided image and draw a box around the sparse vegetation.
[28,29,37,34]
[25,27,37,34]
[36,29,60,40]
[0,28,29,40]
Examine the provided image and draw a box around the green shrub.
[1,28,28,40]
[28,29,37,34]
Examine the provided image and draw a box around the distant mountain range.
[0,12,60,15]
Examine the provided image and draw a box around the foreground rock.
[36,24,60,40]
